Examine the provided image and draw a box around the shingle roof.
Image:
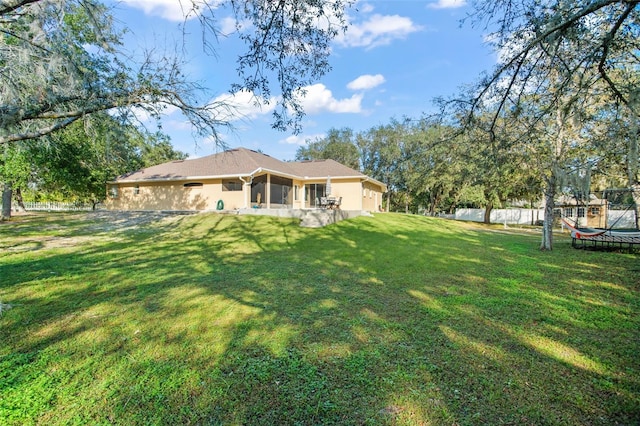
[113,148,377,185]
[286,159,368,179]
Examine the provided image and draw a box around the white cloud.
[484,29,534,64]
[219,16,253,35]
[347,74,385,91]
[428,0,467,9]
[219,17,237,35]
[126,103,180,123]
[211,90,277,122]
[120,0,221,22]
[338,14,422,49]
[295,84,363,114]
[164,117,193,132]
[358,2,375,14]
[280,133,326,146]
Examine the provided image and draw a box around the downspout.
[238,168,262,209]
[239,174,255,209]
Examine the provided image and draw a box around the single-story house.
[105,147,386,212]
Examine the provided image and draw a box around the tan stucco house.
[106,147,386,212]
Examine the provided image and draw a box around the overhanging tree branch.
[0,0,41,15]
[0,117,81,144]
[2,0,351,147]
[597,3,636,110]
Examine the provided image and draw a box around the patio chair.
[335,197,342,209]
[320,197,328,209]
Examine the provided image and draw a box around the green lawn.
[0,212,638,425]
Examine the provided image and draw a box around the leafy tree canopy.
[295,128,360,170]
[0,0,352,145]
[463,0,640,126]
[2,114,187,206]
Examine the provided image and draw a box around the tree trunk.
[1,182,12,221]
[541,104,569,250]
[13,187,26,212]
[628,119,639,229]
[531,201,535,226]
[631,184,640,230]
[430,191,441,216]
[483,201,493,224]
[540,176,556,251]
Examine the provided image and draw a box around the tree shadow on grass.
[0,213,638,424]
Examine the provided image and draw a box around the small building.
[556,194,608,228]
[105,147,386,212]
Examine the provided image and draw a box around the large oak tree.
[0,0,352,219]
[445,0,640,249]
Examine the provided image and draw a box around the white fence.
[608,210,637,228]
[455,208,544,225]
[455,207,636,229]
[0,201,100,212]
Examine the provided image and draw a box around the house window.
[184,182,203,188]
[108,185,119,199]
[590,207,600,216]
[222,180,242,191]
[134,185,140,195]
[294,185,299,201]
[577,207,585,218]
[563,207,574,217]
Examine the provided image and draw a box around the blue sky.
[112,0,497,161]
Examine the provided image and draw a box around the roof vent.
[250,149,271,157]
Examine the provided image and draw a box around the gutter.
[253,167,301,180]
[108,172,261,185]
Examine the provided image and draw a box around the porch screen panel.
[270,176,293,206]
[251,175,267,204]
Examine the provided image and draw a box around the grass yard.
[0,211,638,425]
